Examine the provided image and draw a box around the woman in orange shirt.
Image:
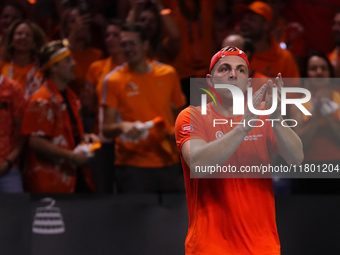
[0,20,46,99]
[292,51,340,194]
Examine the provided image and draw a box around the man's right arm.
[181,126,249,177]
[29,136,88,166]
[102,105,143,139]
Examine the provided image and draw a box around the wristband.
[160,8,171,15]
[6,159,13,169]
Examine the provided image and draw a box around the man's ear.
[206,74,214,87]
[247,78,252,89]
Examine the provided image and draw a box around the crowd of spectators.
[0,0,339,194]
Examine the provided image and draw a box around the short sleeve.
[170,68,187,108]
[101,73,119,109]
[86,61,101,87]
[175,106,208,154]
[21,99,54,137]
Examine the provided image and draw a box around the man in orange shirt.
[21,40,99,193]
[103,23,186,193]
[238,1,300,79]
[175,46,303,254]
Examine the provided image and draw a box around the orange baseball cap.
[236,1,273,23]
[209,46,250,74]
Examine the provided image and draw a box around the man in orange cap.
[238,1,300,80]
[175,46,303,254]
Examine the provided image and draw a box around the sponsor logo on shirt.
[215,131,224,139]
[182,124,193,133]
[244,134,263,141]
[126,82,139,96]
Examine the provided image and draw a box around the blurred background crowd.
[0,0,340,195]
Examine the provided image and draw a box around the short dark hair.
[302,50,334,78]
[38,40,65,77]
[121,23,147,42]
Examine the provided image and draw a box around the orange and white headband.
[41,47,71,71]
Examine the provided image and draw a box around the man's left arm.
[266,74,304,165]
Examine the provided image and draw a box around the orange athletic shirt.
[175,103,281,255]
[302,91,340,162]
[0,75,26,162]
[21,80,93,193]
[251,36,300,79]
[69,47,104,96]
[103,61,186,168]
[87,57,117,103]
[0,61,36,90]
[166,0,215,79]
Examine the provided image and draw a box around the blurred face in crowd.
[0,5,22,35]
[66,8,89,40]
[120,31,147,65]
[332,13,340,46]
[307,56,331,88]
[105,24,121,56]
[138,10,158,39]
[11,23,34,53]
[240,12,266,42]
[51,54,76,82]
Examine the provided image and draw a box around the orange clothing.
[0,61,40,93]
[251,36,300,78]
[302,91,340,162]
[103,61,186,168]
[69,47,104,96]
[86,57,116,87]
[0,75,26,162]
[175,103,280,255]
[85,57,118,133]
[21,80,93,193]
[86,57,117,103]
[166,0,215,79]
[328,47,339,63]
